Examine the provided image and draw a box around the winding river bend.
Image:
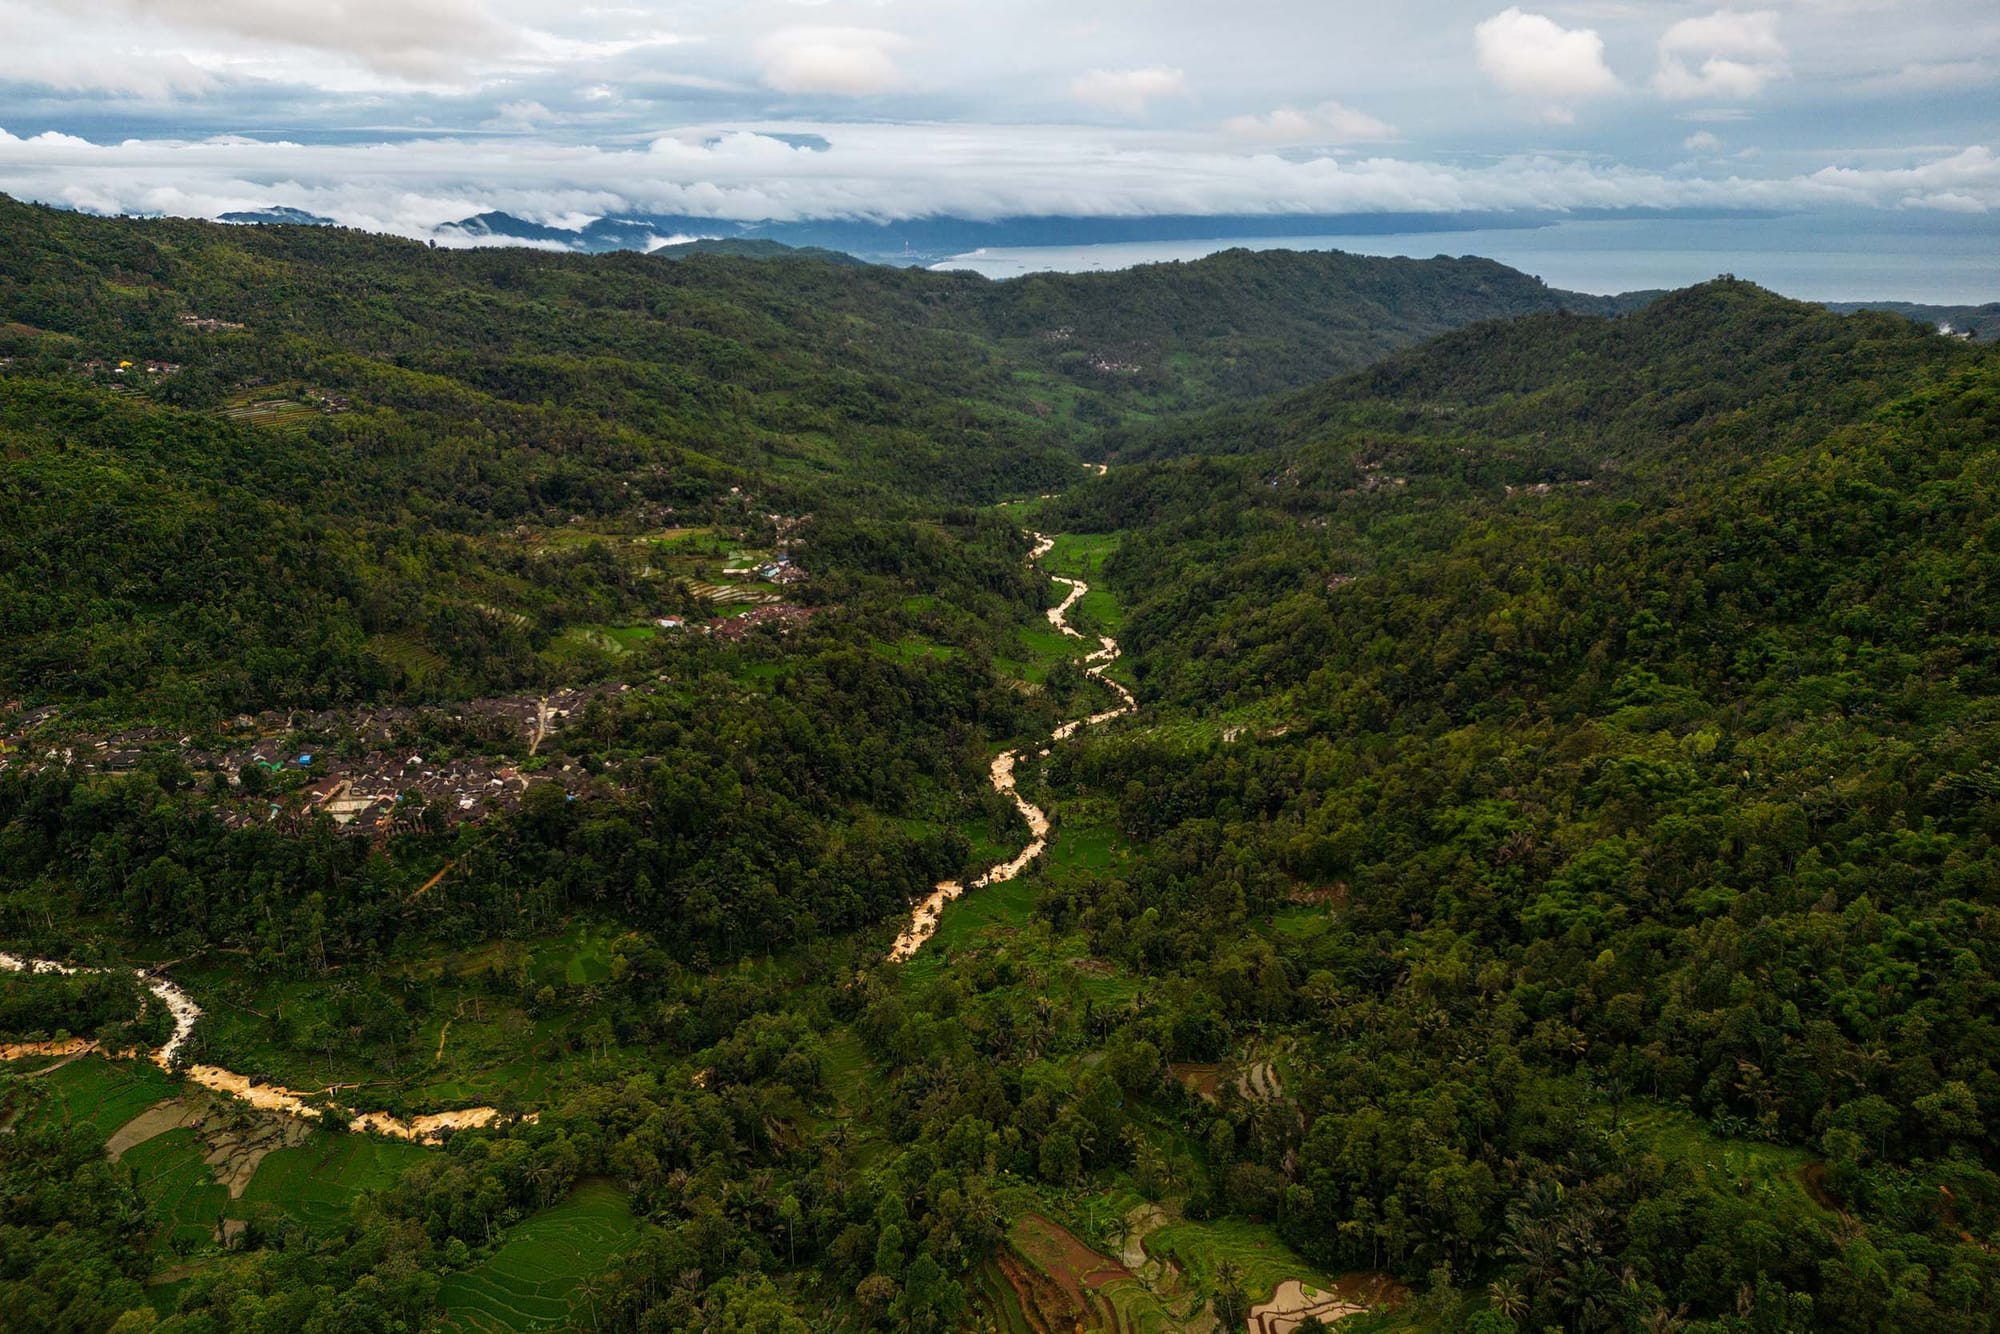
[887,533,1135,962]
[1,950,517,1143]
[3,530,1126,1124]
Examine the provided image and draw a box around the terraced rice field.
[437,1180,642,1332]
[222,398,317,429]
[997,1214,1139,1333]
[123,1127,229,1253]
[690,582,780,605]
[971,1257,1035,1334]
[234,1134,432,1231]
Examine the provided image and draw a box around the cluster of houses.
[718,548,807,587]
[706,605,816,641]
[755,553,808,585]
[179,313,245,333]
[265,755,596,835]
[80,359,182,379]
[0,685,637,837]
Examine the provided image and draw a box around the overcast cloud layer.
[0,0,1996,239]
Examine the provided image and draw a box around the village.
[0,685,632,837]
[0,548,820,838]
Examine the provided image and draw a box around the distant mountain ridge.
[217,206,335,227]
[1825,299,1999,341]
[430,208,1573,263]
[0,193,1660,414]
[424,207,1796,266]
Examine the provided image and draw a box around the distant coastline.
[930,212,2000,306]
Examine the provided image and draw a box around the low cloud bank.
[0,122,1991,242]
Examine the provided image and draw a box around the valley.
[3,197,1998,1334]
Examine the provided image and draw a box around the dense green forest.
[0,194,1642,726]
[4,198,1999,1334]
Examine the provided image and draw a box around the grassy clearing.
[220,391,317,430]
[1013,620,1079,684]
[18,1055,175,1137]
[437,1180,642,1333]
[529,920,622,988]
[546,623,656,665]
[818,1028,874,1114]
[902,874,1042,988]
[1046,820,1126,874]
[1044,532,1120,582]
[1269,906,1334,941]
[183,925,636,1109]
[602,624,657,651]
[169,966,400,1092]
[1610,1100,1831,1226]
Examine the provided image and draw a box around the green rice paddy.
[124,1127,229,1254]
[234,1133,433,1231]
[437,1180,643,1332]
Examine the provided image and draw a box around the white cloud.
[0,1,691,97]
[1654,10,1788,101]
[756,27,908,96]
[1860,60,1994,94]
[1474,8,1620,121]
[1683,130,1723,152]
[1070,67,1189,117]
[1223,101,1396,145]
[486,100,557,130]
[119,0,515,81]
[0,2,219,97]
[1810,144,1996,213]
[1902,190,1985,212]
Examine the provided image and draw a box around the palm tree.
[573,1272,611,1332]
[1554,1258,1619,1333]
[1487,1277,1528,1319]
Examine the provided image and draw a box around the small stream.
[1,950,519,1142]
[887,532,1134,961]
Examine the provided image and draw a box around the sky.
[0,1,1995,242]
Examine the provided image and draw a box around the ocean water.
[931,214,2000,305]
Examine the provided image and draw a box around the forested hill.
[1827,298,2000,341]
[1098,279,1963,463]
[1024,285,2000,1326]
[0,194,1635,424]
[0,195,1646,721]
